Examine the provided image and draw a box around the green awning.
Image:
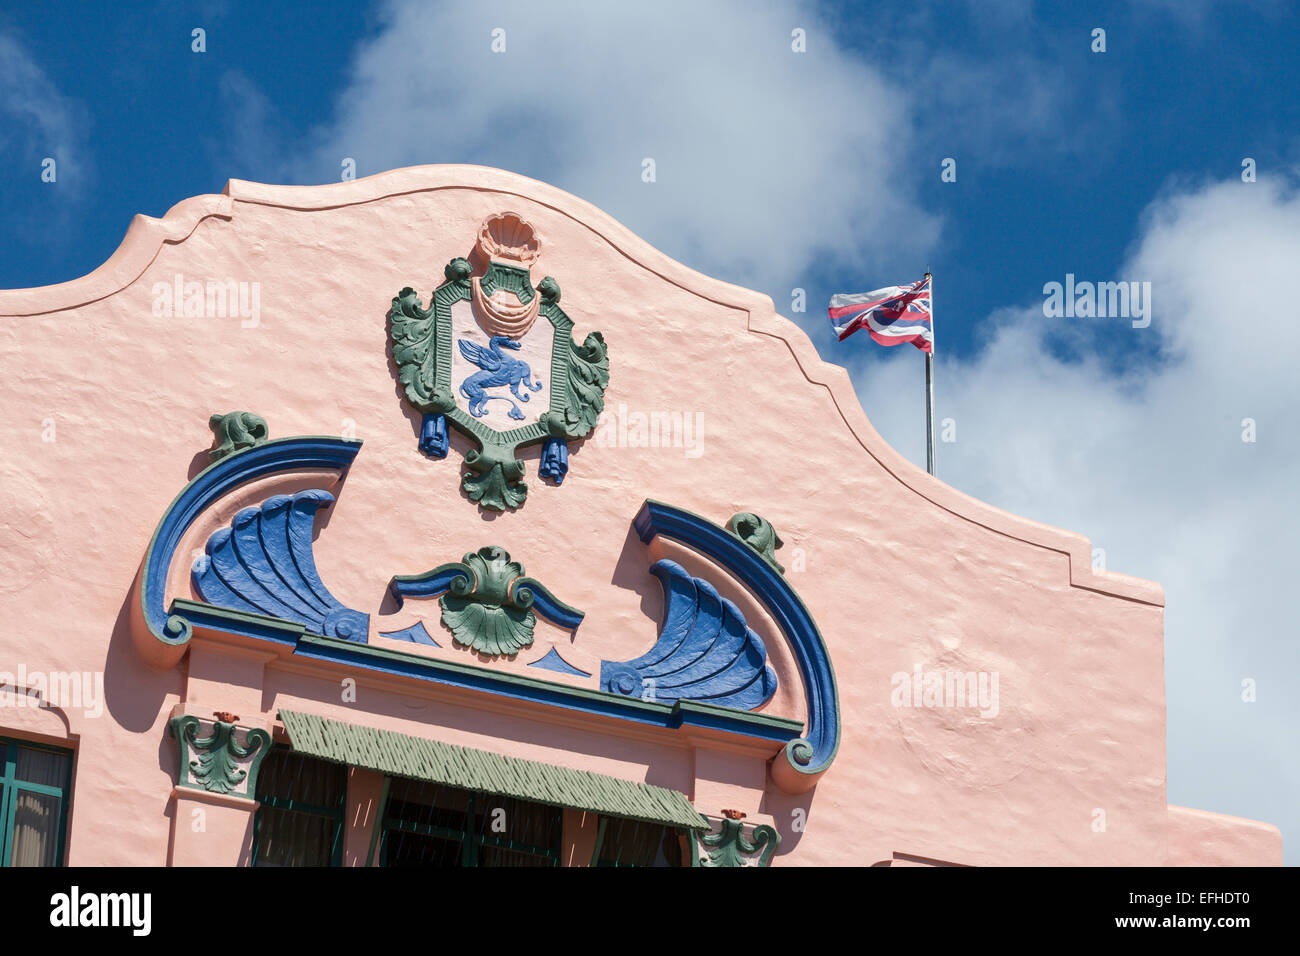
[279,709,708,831]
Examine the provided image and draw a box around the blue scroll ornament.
[192,490,370,642]
[631,499,840,789]
[418,413,449,458]
[600,560,778,711]
[538,438,569,484]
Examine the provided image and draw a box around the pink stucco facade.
[0,165,1280,866]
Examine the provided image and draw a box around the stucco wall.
[0,165,1278,865]
[1167,805,1283,867]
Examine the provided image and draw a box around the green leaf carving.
[693,816,780,867]
[170,715,271,795]
[462,446,527,511]
[390,286,456,413]
[208,411,268,461]
[727,512,785,574]
[439,547,537,656]
[545,328,610,439]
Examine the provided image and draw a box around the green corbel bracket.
[691,815,780,867]
[169,713,272,796]
[208,411,269,461]
[727,512,785,574]
[462,443,528,511]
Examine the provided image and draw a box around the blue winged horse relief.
[457,335,543,420]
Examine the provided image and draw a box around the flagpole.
[925,270,935,476]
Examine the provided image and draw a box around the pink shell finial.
[476,212,542,267]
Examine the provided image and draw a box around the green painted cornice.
[164,599,805,750]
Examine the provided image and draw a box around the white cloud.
[294,0,938,292]
[0,31,90,193]
[215,69,281,178]
[855,174,1300,859]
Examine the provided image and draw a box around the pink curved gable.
[0,164,1277,866]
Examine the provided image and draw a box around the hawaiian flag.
[828,276,932,352]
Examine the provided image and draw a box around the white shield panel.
[449,298,554,431]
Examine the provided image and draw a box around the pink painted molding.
[0,164,1162,606]
[0,193,233,317]
[169,787,258,811]
[1167,804,1283,866]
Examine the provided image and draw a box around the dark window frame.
[251,745,347,867]
[590,815,688,867]
[378,782,563,868]
[0,736,75,868]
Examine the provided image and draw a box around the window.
[0,737,74,867]
[379,777,562,867]
[593,817,686,867]
[251,746,347,866]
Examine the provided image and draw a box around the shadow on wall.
[609,521,662,626]
[104,581,184,734]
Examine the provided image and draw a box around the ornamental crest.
[390,213,609,510]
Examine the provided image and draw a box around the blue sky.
[3,0,1297,862]
[3,1,1297,364]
